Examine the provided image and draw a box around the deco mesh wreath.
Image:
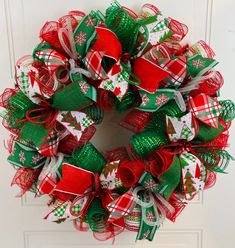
[1,1,235,242]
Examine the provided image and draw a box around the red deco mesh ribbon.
[58,126,96,154]
[147,149,176,178]
[168,18,188,42]
[106,147,130,163]
[97,89,115,112]
[11,168,41,197]
[0,88,17,108]
[120,109,153,133]
[190,70,224,97]
[40,12,84,57]
[165,193,187,222]
[117,160,145,187]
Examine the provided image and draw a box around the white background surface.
[0,0,235,247]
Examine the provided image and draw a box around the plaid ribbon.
[34,49,68,73]
[159,56,187,88]
[107,190,135,223]
[39,129,59,157]
[83,27,123,86]
[189,93,222,128]
[84,50,106,80]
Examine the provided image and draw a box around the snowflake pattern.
[146,210,155,222]
[140,94,150,106]
[155,94,169,107]
[85,16,96,27]
[75,31,87,46]
[192,59,205,69]
[19,151,26,164]
[31,154,42,165]
[144,179,157,191]
[79,81,89,94]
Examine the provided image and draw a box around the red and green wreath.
[1,1,234,242]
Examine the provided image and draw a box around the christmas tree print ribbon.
[45,197,88,223]
[56,111,94,141]
[15,56,43,105]
[47,161,123,229]
[165,113,211,199]
[83,27,139,101]
[136,12,173,56]
[6,80,96,150]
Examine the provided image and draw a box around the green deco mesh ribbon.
[87,197,108,232]
[115,87,141,112]
[105,3,140,54]
[131,101,184,157]
[131,130,169,158]
[146,100,184,130]
[82,104,104,125]
[219,100,235,124]
[7,92,35,129]
[69,142,106,174]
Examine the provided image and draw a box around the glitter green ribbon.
[68,142,106,174]
[87,197,109,233]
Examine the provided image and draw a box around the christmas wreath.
[0,1,234,242]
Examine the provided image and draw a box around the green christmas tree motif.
[167,119,176,135]
[61,112,81,131]
[184,169,197,196]
[180,124,193,140]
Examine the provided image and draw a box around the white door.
[0,0,234,247]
